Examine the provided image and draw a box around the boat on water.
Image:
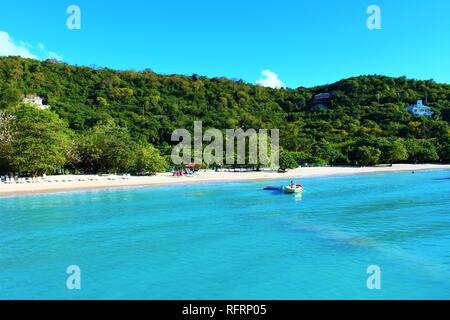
[282,184,303,194]
[264,184,304,194]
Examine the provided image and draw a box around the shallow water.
[1,170,450,299]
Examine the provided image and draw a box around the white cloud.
[47,51,64,61]
[255,69,286,89]
[0,31,63,61]
[0,31,37,59]
[37,42,46,51]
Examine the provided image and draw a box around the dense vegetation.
[0,56,449,175]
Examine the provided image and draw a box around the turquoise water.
[1,170,450,300]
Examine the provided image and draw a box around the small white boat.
[283,184,303,194]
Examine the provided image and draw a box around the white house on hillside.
[23,95,50,110]
[406,100,433,117]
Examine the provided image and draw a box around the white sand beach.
[1,164,449,196]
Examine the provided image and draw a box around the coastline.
[1,164,449,197]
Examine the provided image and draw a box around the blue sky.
[0,0,449,88]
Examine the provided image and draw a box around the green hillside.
[1,56,450,175]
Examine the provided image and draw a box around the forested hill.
[1,56,450,167]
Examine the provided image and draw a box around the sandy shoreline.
[1,164,449,197]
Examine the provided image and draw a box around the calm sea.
[1,170,450,299]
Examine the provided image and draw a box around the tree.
[381,139,408,164]
[71,131,102,173]
[279,151,298,171]
[132,143,168,174]
[74,122,135,173]
[1,56,450,169]
[405,139,439,163]
[0,85,21,109]
[354,146,381,166]
[9,105,72,176]
[0,112,16,173]
[438,143,450,162]
[315,145,349,165]
[442,109,450,122]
